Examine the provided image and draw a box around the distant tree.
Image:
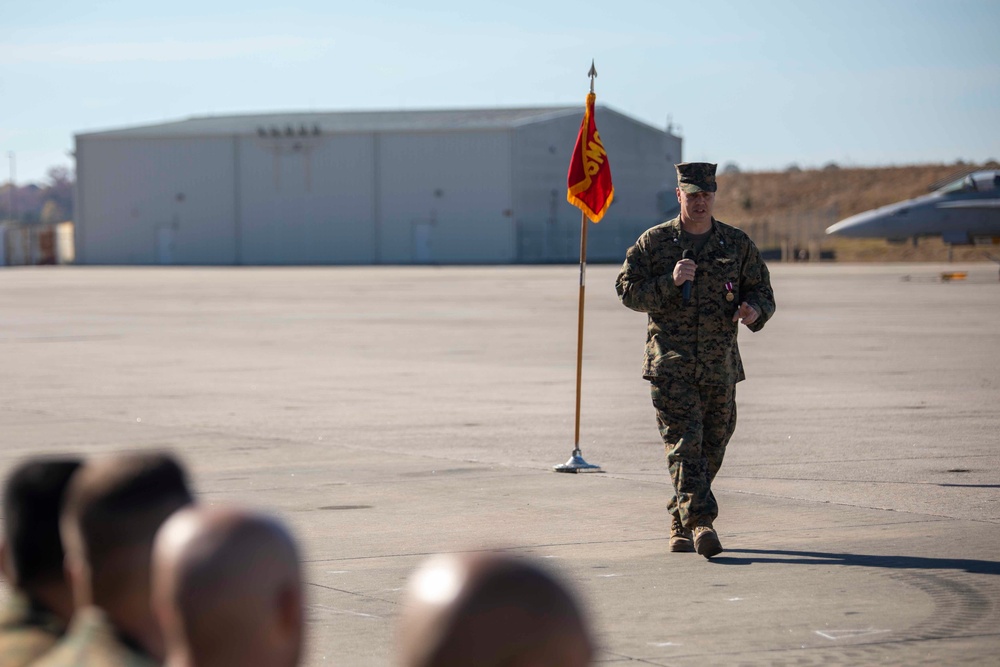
[18,185,44,223]
[785,163,802,173]
[47,165,72,183]
[0,167,75,223]
[721,162,742,174]
[40,200,66,224]
[822,162,840,171]
[44,167,74,220]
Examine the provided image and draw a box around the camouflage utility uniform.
[616,216,775,528]
[0,593,66,667]
[31,607,157,667]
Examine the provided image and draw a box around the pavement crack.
[596,650,676,666]
[305,581,399,607]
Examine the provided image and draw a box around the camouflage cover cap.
[675,162,718,193]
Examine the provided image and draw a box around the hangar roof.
[77,106,601,139]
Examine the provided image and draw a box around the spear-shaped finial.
[588,59,597,93]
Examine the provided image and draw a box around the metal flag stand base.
[553,448,603,473]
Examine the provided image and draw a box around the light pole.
[6,151,14,223]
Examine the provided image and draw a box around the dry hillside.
[713,161,1000,261]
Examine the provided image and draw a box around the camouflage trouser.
[650,378,737,529]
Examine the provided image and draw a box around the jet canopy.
[935,171,1000,195]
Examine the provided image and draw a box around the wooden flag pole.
[573,210,588,448]
[554,62,603,474]
[554,204,601,473]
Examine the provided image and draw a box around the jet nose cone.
[826,206,903,238]
[825,220,845,236]
[826,211,873,237]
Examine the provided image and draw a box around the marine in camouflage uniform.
[616,162,775,558]
[0,593,66,667]
[31,607,157,667]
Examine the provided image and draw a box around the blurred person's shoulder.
[30,608,156,667]
[0,593,66,667]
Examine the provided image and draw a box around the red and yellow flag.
[566,92,614,222]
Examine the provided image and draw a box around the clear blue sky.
[3,0,998,184]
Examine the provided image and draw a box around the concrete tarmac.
[1,262,998,666]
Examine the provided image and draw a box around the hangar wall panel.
[76,137,236,264]
[238,134,376,264]
[512,110,679,263]
[377,131,513,263]
[510,114,586,262]
[589,111,681,259]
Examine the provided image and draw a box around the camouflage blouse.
[0,593,66,667]
[616,217,775,385]
[30,607,157,667]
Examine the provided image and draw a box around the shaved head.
[398,552,593,667]
[153,506,304,667]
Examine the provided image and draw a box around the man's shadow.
[711,549,1000,575]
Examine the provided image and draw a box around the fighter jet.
[826,170,1000,245]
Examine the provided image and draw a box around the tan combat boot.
[693,523,723,559]
[669,517,695,552]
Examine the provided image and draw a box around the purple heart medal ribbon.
[725,282,735,302]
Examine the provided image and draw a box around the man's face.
[676,189,715,226]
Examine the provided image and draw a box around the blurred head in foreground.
[58,452,193,661]
[153,506,304,667]
[1,457,82,616]
[398,552,593,667]
[0,457,82,666]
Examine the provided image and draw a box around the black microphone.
[681,249,694,304]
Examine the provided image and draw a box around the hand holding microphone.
[733,301,759,326]
[674,250,696,304]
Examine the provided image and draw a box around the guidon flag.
[566,92,614,222]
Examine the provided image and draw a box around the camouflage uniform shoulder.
[633,217,683,253]
[0,594,65,667]
[640,216,682,240]
[712,218,755,246]
[31,608,157,667]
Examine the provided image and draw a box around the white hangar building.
[74,107,682,265]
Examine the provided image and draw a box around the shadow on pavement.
[711,549,1000,575]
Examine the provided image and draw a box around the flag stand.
[554,209,602,473]
[554,60,611,474]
